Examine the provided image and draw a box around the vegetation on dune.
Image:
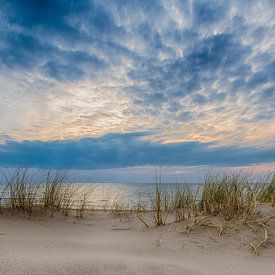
[0,167,274,254]
[0,168,274,220]
[0,168,91,219]
[150,178,170,226]
[257,174,275,205]
[172,185,199,222]
[131,169,274,254]
[200,171,258,221]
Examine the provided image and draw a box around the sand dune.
[0,213,275,275]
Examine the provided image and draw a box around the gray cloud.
[0,132,274,169]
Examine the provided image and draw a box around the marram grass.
[0,168,274,222]
[0,168,90,219]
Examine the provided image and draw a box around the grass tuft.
[200,170,257,221]
[258,174,275,205]
[172,186,199,222]
[0,169,90,219]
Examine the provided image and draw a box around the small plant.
[132,191,149,227]
[1,168,40,218]
[150,175,170,226]
[172,186,199,222]
[0,169,89,219]
[237,216,272,255]
[76,192,90,218]
[258,174,275,205]
[200,171,256,220]
[42,170,67,214]
[110,198,130,222]
[60,184,77,216]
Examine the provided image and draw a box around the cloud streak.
[0,132,274,169]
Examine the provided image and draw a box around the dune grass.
[129,169,274,228]
[0,168,90,219]
[42,170,67,213]
[0,167,274,254]
[1,168,273,221]
[136,169,274,254]
[200,171,258,221]
[0,168,40,218]
[257,174,275,205]
[172,186,199,222]
[76,191,90,218]
[147,175,170,226]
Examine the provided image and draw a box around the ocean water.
[75,182,202,210]
[0,180,202,210]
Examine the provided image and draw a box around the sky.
[0,0,274,182]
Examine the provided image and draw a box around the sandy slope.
[0,212,274,275]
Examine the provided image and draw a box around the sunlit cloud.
[0,0,274,170]
[0,72,154,141]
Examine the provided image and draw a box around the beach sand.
[0,212,274,275]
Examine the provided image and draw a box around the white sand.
[0,212,274,275]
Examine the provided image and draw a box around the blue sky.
[0,0,274,181]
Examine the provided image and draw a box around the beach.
[1,211,275,275]
[1,0,275,274]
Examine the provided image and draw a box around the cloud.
[0,0,115,80]
[0,0,274,153]
[0,75,155,141]
[0,132,274,169]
